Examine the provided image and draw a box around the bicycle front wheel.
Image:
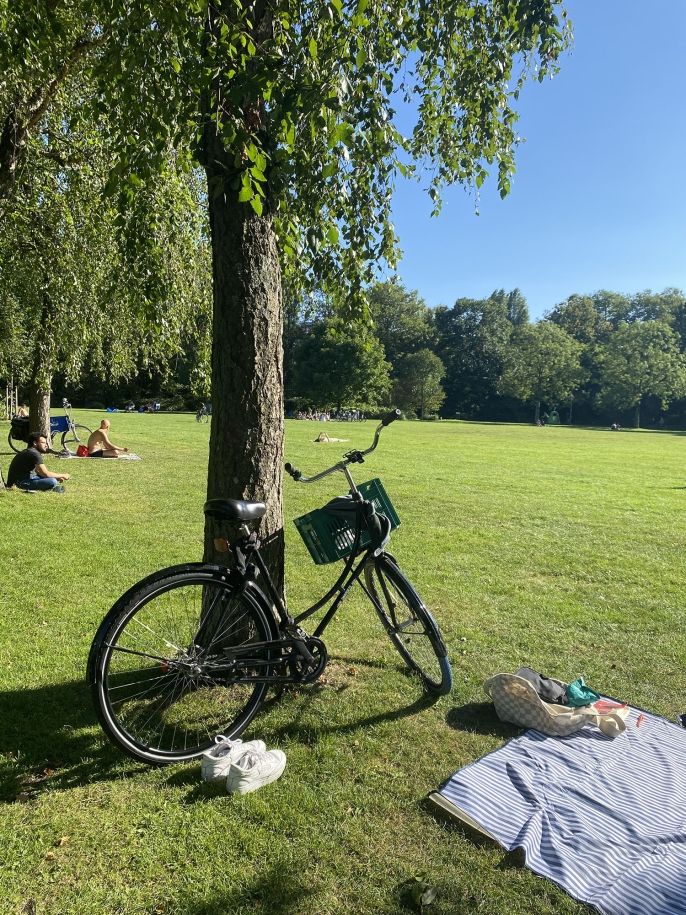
[89,567,276,764]
[8,430,21,453]
[61,424,92,454]
[364,556,452,695]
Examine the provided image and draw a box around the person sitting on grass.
[6,432,70,492]
[87,419,129,458]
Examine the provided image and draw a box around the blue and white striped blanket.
[438,708,686,915]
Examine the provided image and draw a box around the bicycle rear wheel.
[364,555,452,695]
[61,424,92,455]
[89,566,276,764]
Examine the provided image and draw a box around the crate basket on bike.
[294,478,400,565]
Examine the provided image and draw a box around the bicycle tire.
[89,565,277,764]
[364,555,452,695]
[8,430,21,453]
[61,423,92,455]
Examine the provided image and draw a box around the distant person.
[6,432,70,491]
[87,419,129,457]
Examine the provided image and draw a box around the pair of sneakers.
[201,736,286,795]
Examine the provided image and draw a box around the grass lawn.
[0,413,684,915]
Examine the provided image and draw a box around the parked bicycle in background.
[8,399,91,455]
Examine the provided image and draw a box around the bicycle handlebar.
[285,408,401,484]
[380,408,401,427]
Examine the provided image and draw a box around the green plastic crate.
[293,478,400,565]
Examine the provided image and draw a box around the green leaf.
[249,196,263,216]
[238,186,253,202]
[170,58,181,74]
[327,225,339,244]
[308,37,318,60]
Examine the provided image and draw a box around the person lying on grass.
[87,420,130,458]
[6,432,70,492]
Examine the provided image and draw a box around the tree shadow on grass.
[265,683,439,747]
[167,690,439,800]
[445,701,520,740]
[173,861,316,915]
[0,678,138,803]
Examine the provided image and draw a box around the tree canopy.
[2,0,571,582]
[393,349,445,418]
[598,321,686,428]
[500,321,584,423]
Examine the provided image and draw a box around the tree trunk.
[28,381,51,438]
[202,174,285,595]
[534,400,541,424]
[634,401,641,429]
[199,0,284,592]
[567,396,573,425]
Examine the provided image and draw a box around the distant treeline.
[64,282,686,429]
[283,282,686,428]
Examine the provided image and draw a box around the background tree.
[434,294,516,417]
[597,321,686,428]
[500,321,583,423]
[367,281,434,367]
[546,293,610,345]
[289,320,391,413]
[0,92,211,430]
[491,287,529,327]
[394,349,445,419]
[0,3,104,205]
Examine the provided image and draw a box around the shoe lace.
[233,750,261,771]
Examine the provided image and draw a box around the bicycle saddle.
[204,499,267,522]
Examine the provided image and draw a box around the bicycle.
[8,399,92,455]
[88,409,452,764]
[195,404,209,423]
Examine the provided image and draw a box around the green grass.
[1,414,684,915]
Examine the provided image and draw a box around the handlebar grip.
[285,462,302,481]
[381,408,401,427]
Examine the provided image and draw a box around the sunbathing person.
[87,420,129,458]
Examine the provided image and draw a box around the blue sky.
[389,1,686,320]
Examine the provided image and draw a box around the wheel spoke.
[95,573,273,762]
[365,558,451,695]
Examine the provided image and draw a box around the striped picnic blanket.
[437,708,686,915]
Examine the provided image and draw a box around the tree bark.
[534,400,541,424]
[28,381,51,438]
[199,0,284,593]
[202,175,284,594]
[634,401,641,429]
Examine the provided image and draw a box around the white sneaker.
[226,749,287,795]
[201,736,267,783]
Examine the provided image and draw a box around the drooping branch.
[0,29,104,202]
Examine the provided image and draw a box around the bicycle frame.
[227,411,401,636]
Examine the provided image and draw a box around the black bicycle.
[88,409,452,764]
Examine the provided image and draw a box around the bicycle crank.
[288,635,328,683]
